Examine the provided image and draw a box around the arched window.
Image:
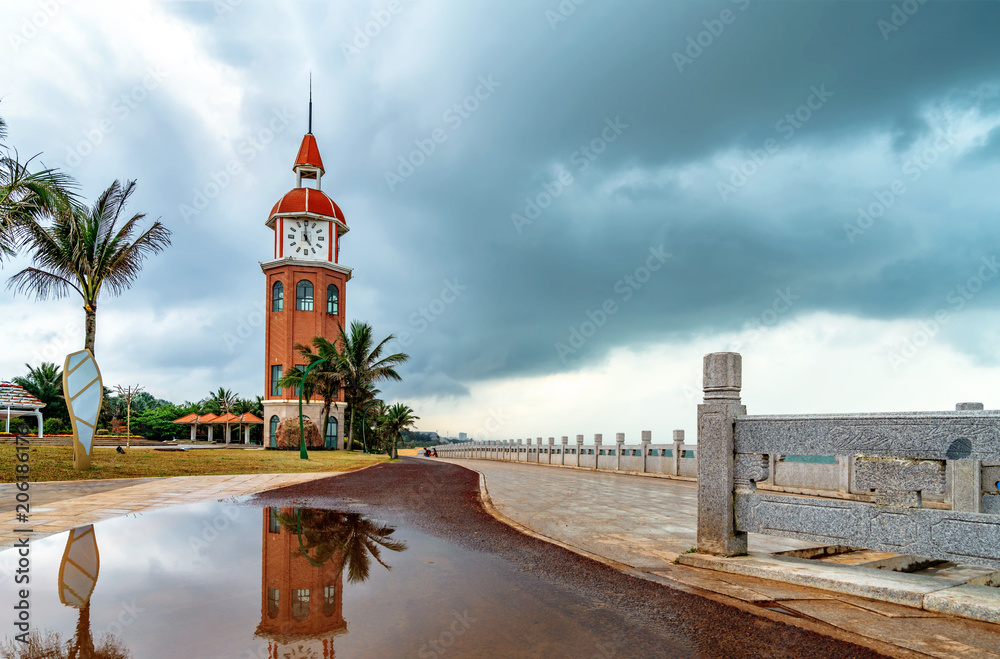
[271,281,283,311]
[267,588,279,619]
[323,585,337,616]
[292,589,310,621]
[296,280,314,311]
[327,284,339,315]
[269,416,279,447]
[325,417,338,449]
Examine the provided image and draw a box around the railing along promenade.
[433,351,1000,569]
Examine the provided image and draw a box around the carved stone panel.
[735,491,1000,569]
[735,414,1000,460]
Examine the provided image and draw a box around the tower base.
[262,400,346,450]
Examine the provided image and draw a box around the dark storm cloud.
[5,0,1000,402]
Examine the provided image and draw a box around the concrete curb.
[678,551,1000,625]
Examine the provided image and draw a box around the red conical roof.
[293,134,325,174]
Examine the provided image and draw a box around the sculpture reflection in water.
[0,525,131,659]
[255,507,407,658]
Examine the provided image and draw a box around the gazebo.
[1,381,46,437]
[171,413,220,442]
[213,412,265,445]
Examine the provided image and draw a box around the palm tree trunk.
[84,305,97,354]
[348,404,356,451]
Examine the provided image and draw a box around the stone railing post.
[548,437,555,464]
[672,429,684,476]
[594,434,602,467]
[616,433,625,470]
[697,352,748,556]
[576,434,584,467]
[561,436,568,464]
[526,437,533,460]
[537,437,543,462]
[952,402,984,512]
[641,430,651,473]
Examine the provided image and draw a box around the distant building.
[458,432,467,442]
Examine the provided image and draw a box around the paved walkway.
[457,459,823,568]
[0,473,331,550]
[442,458,1000,659]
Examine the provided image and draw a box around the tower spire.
[308,73,313,135]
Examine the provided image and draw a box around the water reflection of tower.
[255,507,347,658]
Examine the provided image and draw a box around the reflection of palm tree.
[277,509,407,584]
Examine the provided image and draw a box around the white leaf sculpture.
[63,349,103,470]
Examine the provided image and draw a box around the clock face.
[284,220,328,260]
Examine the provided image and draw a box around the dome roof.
[269,187,346,224]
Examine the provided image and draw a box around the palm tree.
[378,403,419,459]
[7,180,171,355]
[0,107,78,261]
[336,321,409,451]
[280,337,347,448]
[276,509,407,584]
[12,362,67,427]
[211,387,237,444]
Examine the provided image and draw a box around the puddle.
[0,501,692,658]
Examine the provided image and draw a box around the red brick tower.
[255,507,347,656]
[261,97,351,449]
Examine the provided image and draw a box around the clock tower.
[261,103,351,450]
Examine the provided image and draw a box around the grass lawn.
[1,446,388,483]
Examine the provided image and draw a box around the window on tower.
[292,589,310,621]
[272,281,283,311]
[269,415,279,447]
[327,284,339,315]
[267,588,279,619]
[271,365,282,397]
[323,585,337,616]
[296,280,314,311]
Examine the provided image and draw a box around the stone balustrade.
[695,351,1000,569]
[431,431,698,478]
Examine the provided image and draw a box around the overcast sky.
[3,0,1000,441]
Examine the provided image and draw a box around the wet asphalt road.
[251,458,888,659]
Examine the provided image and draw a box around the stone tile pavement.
[440,458,1000,659]
[0,473,332,550]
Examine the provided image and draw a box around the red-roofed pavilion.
[1,381,45,436]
